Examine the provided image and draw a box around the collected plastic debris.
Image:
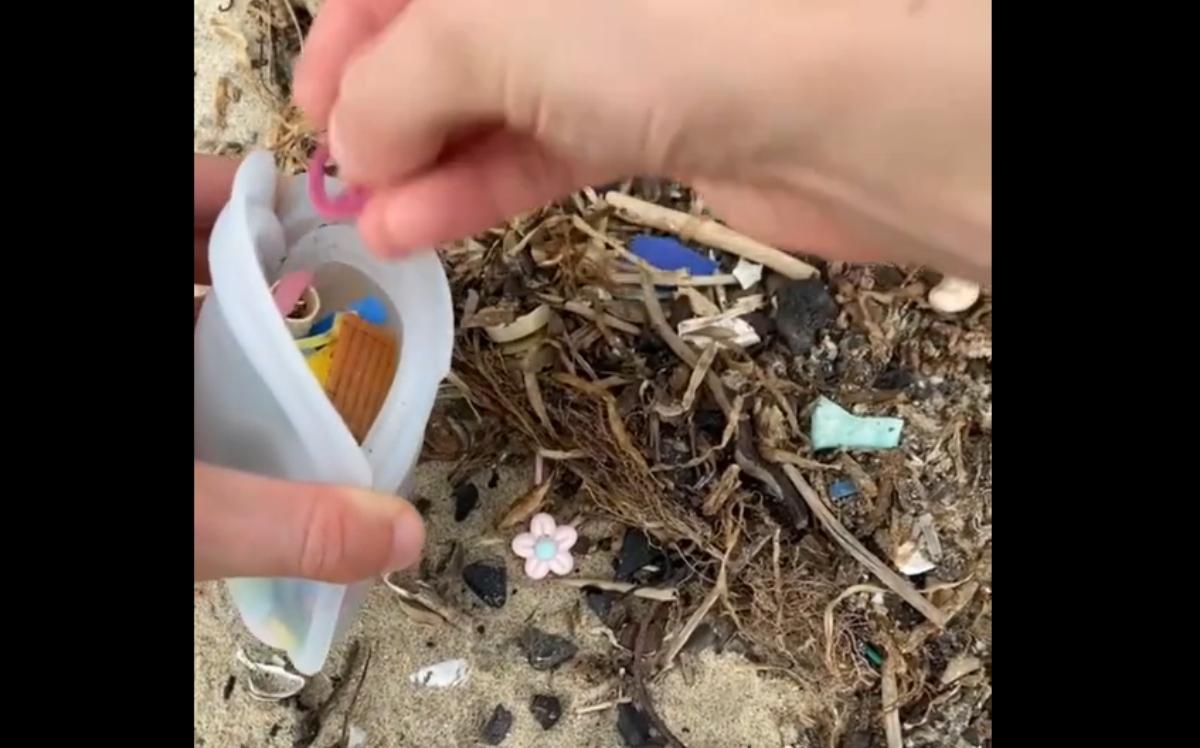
[271,271,321,338]
[408,658,469,688]
[235,648,306,701]
[629,234,720,275]
[271,269,315,315]
[512,513,578,579]
[324,314,400,442]
[196,150,453,676]
[928,275,981,313]
[829,478,859,502]
[310,295,387,335]
[810,396,904,451]
[732,257,764,289]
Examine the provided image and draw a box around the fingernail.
[387,510,425,571]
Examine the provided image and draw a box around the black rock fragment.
[462,561,507,609]
[615,529,660,582]
[519,627,578,671]
[530,694,563,730]
[775,277,837,355]
[481,704,513,745]
[616,703,662,746]
[452,481,479,522]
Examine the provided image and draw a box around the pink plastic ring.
[307,145,371,220]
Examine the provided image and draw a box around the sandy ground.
[194,462,812,748]
[194,2,813,746]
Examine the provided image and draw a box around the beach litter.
[810,396,905,450]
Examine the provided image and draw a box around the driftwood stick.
[605,191,819,280]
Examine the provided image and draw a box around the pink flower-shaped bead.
[511,513,577,580]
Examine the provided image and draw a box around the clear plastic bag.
[194,151,453,674]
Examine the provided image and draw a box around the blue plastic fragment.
[629,234,719,275]
[309,296,387,335]
[309,314,336,336]
[829,479,858,502]
[348,296,387,325]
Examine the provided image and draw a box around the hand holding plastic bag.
[192,154,425,584]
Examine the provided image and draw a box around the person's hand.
[193,154,426,583]
[294,0,991,280]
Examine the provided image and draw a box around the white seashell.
[235,648,306,701]
[928,276,981,314]
[408,658,469,688]
[894,540,937,576]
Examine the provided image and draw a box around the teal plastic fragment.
[810,396,904,451]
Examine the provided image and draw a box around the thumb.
[194,462,425,583]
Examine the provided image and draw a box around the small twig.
[576,697,633,715]
[295,641,364,748]
[781,465,948,627]
[881,657,904,748]
[605,191,819,279]
[558,578,678,601]
[772,526,784,633]
[611,271,739,287]
[278,0,305,51]
[337,645,373,748]
[658,550,728,671]
[633,602,687,748]
[562,300,642,335]
[538,448,587,460]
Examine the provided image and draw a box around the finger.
[356,131,606,256]
[695,178,890,264]
[293,0,414,125]
[194,462,425,583]
[325,3,500,187]
[194,232,211,285]
[194,154,241,228]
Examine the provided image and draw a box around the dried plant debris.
[426,179,989,743]
[205,0,317,172]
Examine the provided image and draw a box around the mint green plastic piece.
[810,396,904,451]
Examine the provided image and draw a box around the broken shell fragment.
[928,276,981,314]
[485,304,552,343]
[940,654,983,685]
[235,648,306,701]
[408,658,469,688]
[893,540,937,576]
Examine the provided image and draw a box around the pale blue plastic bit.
[534,537,558,561]
[810,396,904,451]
